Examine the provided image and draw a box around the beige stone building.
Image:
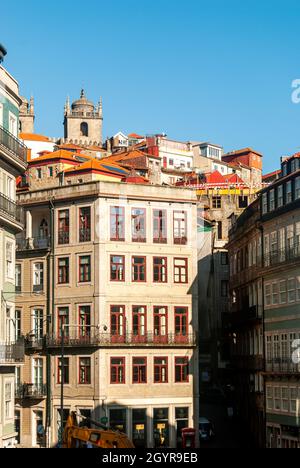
[15,153,199,448]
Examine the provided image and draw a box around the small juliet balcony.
[15,383,47,400]
[0,340,25,365]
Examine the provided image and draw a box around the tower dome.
[71,89,94,113]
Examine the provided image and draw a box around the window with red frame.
[175,307,188,342]
[153,210,167,243]
[110,357,125,384]
[132,256,146,282]
[110,306,125,342]
[79,357,91,384]
[173,211,187,245]
[153,307,168,342]
[132,208,146,242]
[132,357,147,383]
[57,357,69,384]
[154,357,168,383]
[132,306,147,342]
[79,256,91,283]
[79,305,91,338]
[110,256,125,281]
[153,257,167,283]
[110,206,125,241]
[58,258,69,284]
[58,210,69,245]
[174,258,188,283]
[175,357,189,382]
[79,207,91,242]
[57,307,69,338]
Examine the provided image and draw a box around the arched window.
[39,219,49,238]
[80,122,88,137]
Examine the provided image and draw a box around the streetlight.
[59,323,101,446]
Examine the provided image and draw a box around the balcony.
[79,228,91,243]
[25,335,45,351]
[265,358,300,374]
[0,124,27,166]
[0,340,25,364]
[0,193,24,225]
[46,331,197,348]
[230,305,263,329]
[15,383,47,399]
[16,236,51,251]
[264,244,300,269]
[231,354,264,371]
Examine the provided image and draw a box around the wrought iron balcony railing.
[265,358,300,373]
[15,383,47,399]
[16,236,51,251]
[0,340,25,363]
[79,228,91,243]
[0,124,27,162]
[264,244,300,268]
[0,193,23,224]
[46,331,197,348]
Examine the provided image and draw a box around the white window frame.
[8,111,18,137]
[4,380,13,421]
[287,277,296,303]
[277,185,283,207]
[279,280,287,304]
[6,240,14,280]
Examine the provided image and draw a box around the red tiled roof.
[262,169,281,180]
[223,147,263,157]
[20,133,51,142]
[128,133,144,139]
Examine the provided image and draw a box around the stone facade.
[19,96,34,134]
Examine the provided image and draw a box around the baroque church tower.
[63,89,103,145]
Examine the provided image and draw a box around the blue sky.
[2,0,300,173]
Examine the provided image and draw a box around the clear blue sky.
[2,0,300,173]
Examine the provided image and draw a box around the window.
[80,122,88,137]
[58,258,69,284]
[265,283,271,306]
[9,112,17,136]
[110,358,125,384]
[221,280,229,297]
[110,255,125,282]
[132,306,147,341]
[110,206,125,241]
[79,256,91,283]
[154,307,168,342]
[266,387,273,410]
[294,177,300,201]
[174,258,188,284]
[269,190,275,211]
[5,383,12,419]
[153,257,167,283]
[290,388,298,413]
[238,196,248,208]
[57,307,69,337]
[79,207,91,242]
[15,264,21,293]
[153,210,167,243]
[15,310,21,340]
[154,357,168,383]
[33,263,44,292]
[7,176,14,200]
[221,252,229,265]
[296,276,300,301]
[262,193,268,214]
[279,280,287,304]
[175,357,189,383]
[36,168,42,179]
[212,197,221,209]
[48,167,53,177]
[287,278,296,303]
[79,358,91,384]
[132,256,146,282]
[277,185,283,207]
[286,181,292,203]
[217,221,222,240]
[274,387,281,410]
[132,358,147,383]
[272,282,279,305]
[110,306,125,342]
[6,241,13,279]
[132,208,146,242]
[58,210,69,244]
[173,211,187,245]
[169,159,174,166]
[33,309,44,340]
[175,307,188,342]
[79,305,91,337]
[57,358,69,384]
[33,358,43,387]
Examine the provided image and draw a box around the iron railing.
[79,228,91,243]
[15,383,47,399]
[16,236,51,251]
[58,230,69,244]
[0,340,25,363]
[0,124,27,162]
[264,244,300,267]
[0,193,23,224]
[265,358,300,373]
[47,331,197,348]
